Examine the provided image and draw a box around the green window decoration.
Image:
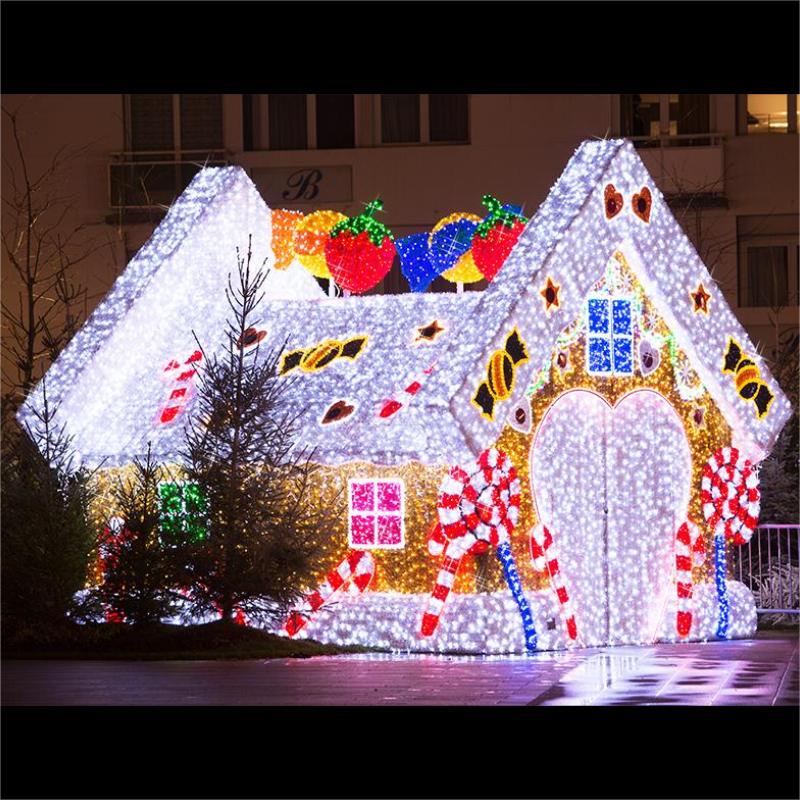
[158,481,208,544]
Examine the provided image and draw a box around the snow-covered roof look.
[19,141,791,468]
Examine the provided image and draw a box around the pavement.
[2,631,797,706]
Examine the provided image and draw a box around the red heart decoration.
[604,183,623,219]
[632,186,652,222]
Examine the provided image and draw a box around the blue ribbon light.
[495,541,538,652]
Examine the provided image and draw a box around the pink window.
[348,478,405,549]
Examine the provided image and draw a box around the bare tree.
[1,105,114,407]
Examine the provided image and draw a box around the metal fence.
[733,525,800,622]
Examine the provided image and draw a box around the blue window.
[586,295,633,376]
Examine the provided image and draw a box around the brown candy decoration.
[514,407,527,425]
[604,183,623,219]
[632,186,652,222]
[237,327,267,348]
[321,400,355,424]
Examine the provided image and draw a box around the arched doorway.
[531,389,691,646]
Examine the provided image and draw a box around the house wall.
[3,93,797,397]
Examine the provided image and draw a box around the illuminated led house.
[20,140,792,654]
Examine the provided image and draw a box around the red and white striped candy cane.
[378,363,435,419]
[421,448,521,637]
[159,350,203,424]
[530,523,577,641]
[285,549,376,637]
[675,520,706,638]
[701,446,760,545]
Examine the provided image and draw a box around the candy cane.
[530,523,577,642]
[675,520,706,638]
[285,550,376,637]
[701,446,760,545]
[422,448,536,651]
[159,350,203,424]
[378,363,435,419]
[702,446,761,638]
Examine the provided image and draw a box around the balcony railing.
[109,150,229,209]
[733,524,799,623]
[629,134,727,201]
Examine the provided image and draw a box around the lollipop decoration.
[471,195,528,282]
[324,199,396,294]
[421,448,537,652]
[285,549,376,637]
[293,210,347,279]
[674,520,706,638]
[701,446,761,638]
[270,209,304,270]
[430,212,484,285]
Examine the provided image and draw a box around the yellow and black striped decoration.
[472,328,529,420]
[722,337,773,419]
[280,336,368,376]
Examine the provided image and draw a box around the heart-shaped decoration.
[321,400,355,424]
[639,339,661,376]
[531,390,690,646]
[604,183,623,219]
[632,186,652,222]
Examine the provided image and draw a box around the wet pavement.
[2,631,797,706]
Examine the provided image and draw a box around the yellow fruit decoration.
[293,210,347,279]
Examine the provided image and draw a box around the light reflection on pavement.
[2,632,797,706]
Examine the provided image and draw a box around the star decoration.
[540,276,561,312]
[691,283,711,314]
[415,319,445,343]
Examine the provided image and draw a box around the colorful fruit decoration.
[270,209,305,270]
[470,195,528,282]
[324,199,396,294]
[293,210,347,279]
[396,232,441,293]
[429,212,484,284]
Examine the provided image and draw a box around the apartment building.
[2,93,798,364]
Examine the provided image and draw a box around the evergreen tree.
[180,237,321,626]
[93,445,184,624]
[1,384,95,630]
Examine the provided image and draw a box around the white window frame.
[586,293,634,377]
[347,478,405,550]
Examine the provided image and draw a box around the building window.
[744,94,799,134]
[316,94,355,149]
[158,481,208,545]
[620,94,709,145]
[348,479,405,549]
[381,94,420,144]
[269,94,307,150]
[429,94,469,142]
[586,295,633,376]
[740,246,790,307]
[128,94,223,153]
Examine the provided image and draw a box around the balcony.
[108,150,229,221]
[631,134,727,207]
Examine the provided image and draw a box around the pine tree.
[1,383,95,631]
[180,236,321,627]
[93,444,185,624]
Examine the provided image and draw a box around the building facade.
[2,93,798,386]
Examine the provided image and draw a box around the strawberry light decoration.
[471,195,528,282]
[324,199,396,294]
